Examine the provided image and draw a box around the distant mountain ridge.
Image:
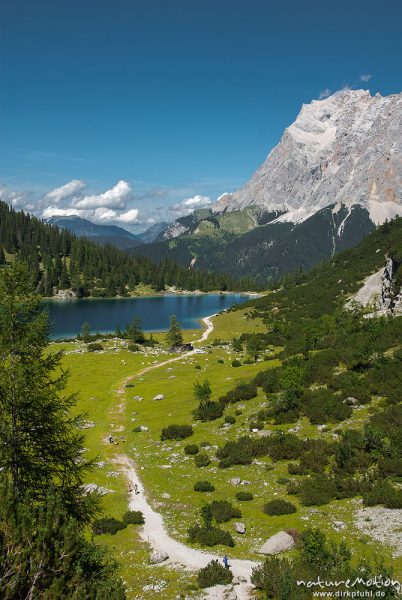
[48,216,144,250]
[134,90,402,282]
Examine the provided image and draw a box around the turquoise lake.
[43,294,248,339]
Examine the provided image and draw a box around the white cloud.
[44,179,86,203]
[91,207,140,224]
[115,208,140,224]
[0,184,30,209]
[319,88,332,100]
[170,194,212,216]
[360,74,372,82]
[73,180,131,209]
[42,206,82,219]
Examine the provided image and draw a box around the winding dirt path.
[110,314,259,598]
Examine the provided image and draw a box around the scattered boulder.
[153,394,165,401]
[229,477,241,486]
[234,522,246,534]
[139,425,149,432]
[161,492,171,499]
[333,520,346,531]
[149,550,169,564]
[259,531,294,555]
[82,483,115,496]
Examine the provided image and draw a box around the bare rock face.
[259,531,295,555]
[214,90,402,226]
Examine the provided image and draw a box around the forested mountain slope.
[0,201,255,296]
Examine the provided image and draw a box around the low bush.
[195,453,211,467]
[127,343,140,352]
[249,420,265,431]
[184,444,199,455]
[195,364,202,369]
[194,481,215,492]
[224,415,236,424]
[298,476,337,506]
[197,560,233,588]
[232,359,241,367]
[263,499,297,515]
[188,525,234,547]
[122,510,144,525]
[235,491,253,501]
[217,358,224,364]
[194,400,225,421]
[363,481,402,509]
[161,424,193,440]
[87,342,104,352]
[277,476,291,485]
[93,517,126,536]
[209,500,241,523]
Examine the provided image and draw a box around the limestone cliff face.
[214,90,402,227]
[352,257,402,316]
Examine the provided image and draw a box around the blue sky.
[1,0,402,230]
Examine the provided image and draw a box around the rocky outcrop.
[351,257,402,316]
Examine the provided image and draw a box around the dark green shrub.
[232,359,241,367]
[127,343,140,352]
[298,476,337,506]
[195,364,201,369]
[122,510,145,525]
[302,388,352,424]
[194,400,225,421]
[161,424,193,440]
[93,517,126,535]
[209,501,241,523]
[277,476,291,485]
[363,481,402,509]
[194,481,215,492]
[263,499,297,515]
[235,491,253,501]
[217,359,224,364]
[87,342,103,352]
[195,453,211,467]
[184,444,199,455]
[224,415,236,424]
[197,560,233,588]
[188,525,234,547]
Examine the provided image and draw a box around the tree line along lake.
[43,293,249,339]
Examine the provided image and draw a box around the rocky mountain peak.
[214,89,402,225]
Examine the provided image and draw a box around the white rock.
[139,425,149,432]
[149,550,169,564]
[259,531,295,555]
[229,477,241,486]
[153,394,165,400]
[234,522,246,534]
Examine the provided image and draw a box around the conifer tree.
[125,316,145,343]
[0,263,93,521]
[166,314,183,347]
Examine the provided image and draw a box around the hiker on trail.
[223,555,229,569]
[134,483,139,495]
[108,434,113,443]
